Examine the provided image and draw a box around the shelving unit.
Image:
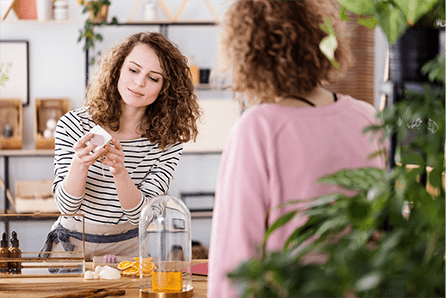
[84,21,218,86]
[0,149,55,236]
[0,20,83,24]
[0,149,219,236]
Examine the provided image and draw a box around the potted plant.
[227,0,445,297]
[77,0,119,66]
[80,0,109,22]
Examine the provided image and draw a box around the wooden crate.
[0,99,22,149]
[14,180,58,213]
[34,98,71,149]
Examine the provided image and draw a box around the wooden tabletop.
[1,260,208,298]
[0,149,55,156]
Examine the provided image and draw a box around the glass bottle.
[9,231,21,274]
[139,195,193,297]
[0,232,9,273]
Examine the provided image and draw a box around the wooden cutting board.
[0,276,139,292]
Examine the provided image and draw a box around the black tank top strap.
[294,96,315,107]
[333,93,338,102]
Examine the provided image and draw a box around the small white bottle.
[143,0,157,22]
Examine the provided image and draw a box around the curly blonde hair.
[218,0,353,105]
[84,32,201,150]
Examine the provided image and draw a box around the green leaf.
[319,35,340,69]
[310,193,343,207]
[348,200,370,220]
[264,210,298,246]
[428,166,443,191]
[77,31,83,42]
[393,0,438,26]
[339,6,350,22]
[356,15,379,28]
[319,168,385,190]
[400,153,425,167]
[315,215,349,237]
[355,271,382,291]
[337,0,375,15]
[375,3,408,45]
[319,17,340,69]
[421,54,445,83]
[111,17,119,25]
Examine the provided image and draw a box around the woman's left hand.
[101,138,125,175]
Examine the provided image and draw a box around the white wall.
[0,0,388,253]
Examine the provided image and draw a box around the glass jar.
[139,195,193,297]
[143,0,157,21]
[53,0,68,20]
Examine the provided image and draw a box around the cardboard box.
[14,180,58,213]
[34,98,71,149]
[0,99,22,149]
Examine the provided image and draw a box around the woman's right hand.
[72,133,108,168]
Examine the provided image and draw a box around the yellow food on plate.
[132,261,140,270]
[118,258,156,277]
[122,267,139,276]
[117,261,133,270]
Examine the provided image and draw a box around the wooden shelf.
[0,149,54,156]
[191,211,213,218]
[0,213,59,220]
[122,20,218,25]
[0,20,83,24]
[0,20,217,25]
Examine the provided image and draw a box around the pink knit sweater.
[207,94,387,297]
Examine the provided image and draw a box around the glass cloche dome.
[139,195,193,298]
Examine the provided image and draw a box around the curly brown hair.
[217,0,353,105]
[84,32,201,150]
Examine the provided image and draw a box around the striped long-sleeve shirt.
[53,107,183,226]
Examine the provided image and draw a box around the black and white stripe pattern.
[53,108,183,225]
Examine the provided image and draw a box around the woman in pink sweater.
[207,1,387,297]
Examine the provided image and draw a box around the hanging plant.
[77,0,119,65]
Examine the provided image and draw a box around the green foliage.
[337,0,440,45]
[319,17,340,69]
[422,53,445,83]
[229,164,445,296]
[77,0,119,65]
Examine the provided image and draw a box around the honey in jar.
[152,270,183,292]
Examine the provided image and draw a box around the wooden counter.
[1,260,208,298]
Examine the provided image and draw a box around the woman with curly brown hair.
[39,32,201,261]
[208,1,387,296]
